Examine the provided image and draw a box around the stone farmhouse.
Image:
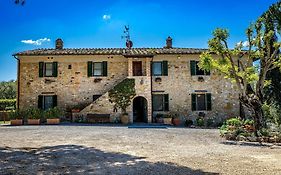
[13,37,240,123]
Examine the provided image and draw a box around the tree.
[199,1,281,132]
[0,80,16,99]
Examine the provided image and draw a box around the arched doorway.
[133,96,148,123]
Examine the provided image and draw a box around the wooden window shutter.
[206,93,212,111]
[102,61,108,76]
[190,61,196,76]
[87,61,93,77]
[164,94,169,111]
[38,95,43,109]
[162,61,168,76]
[191,94,197,111]
[53,95,57,107]
[39,62,44,77]
[53,62,58,77]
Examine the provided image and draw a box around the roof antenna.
[122,25,133,49]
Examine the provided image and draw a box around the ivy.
[108,78,136,114]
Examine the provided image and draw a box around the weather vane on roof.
[122,25,133,49]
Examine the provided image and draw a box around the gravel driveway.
[0,124,280,175]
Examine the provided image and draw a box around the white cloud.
[236,41,249,48]
[21,38,51,46]
[102,14,111,20]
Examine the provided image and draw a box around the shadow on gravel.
[221,141,281,148]
[0,145,218,175]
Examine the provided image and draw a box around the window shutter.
[190,61,196,76]
[206,93,212,111]
[53,95,57,107]
[162,61,168,76]
[87,61,93,77]
[191,94,196,111]
[102,61,108,76]
[38,95,43,109]
[39,62,44,77]
[164,94,169,111]
[53,62,58,77]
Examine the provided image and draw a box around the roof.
[13,47,208,57]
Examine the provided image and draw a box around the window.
[38,95,57,110]
[87,61,107,77]
[93,62,103,76]
[152,94,169,111]
[190,60,210,76]
[93,95,102,102]
[191,93,212,111]
[39,62,58,77]
[152,61,168,76]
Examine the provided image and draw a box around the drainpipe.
[13,55,20,109]
[150,56,154,123]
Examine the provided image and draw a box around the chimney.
[166,36,172,49]
[55,38,63,49]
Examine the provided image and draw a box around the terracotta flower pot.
[163,118,172,125]
[27,119,40,125]
[121,114,129,124]
[47,118,60,125]
[10,119,23,126]
[71,109,80,113]
[172,118,181,126]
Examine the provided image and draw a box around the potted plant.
[163,114,172,125]
[155,114,163,123]
[9,109,23,126]
[196,117,205,127]
[45,107,62,124]
[108,79,136,124]
[171,113,181,126]
[27,108,41,125]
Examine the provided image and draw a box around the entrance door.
[133,61,142,76]
[133,96,147,123]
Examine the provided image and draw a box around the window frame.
[152,94,169,112]
[191,60,210,76]
[152,62,163,76]
[192,93,212,111]
[93,62,103,77]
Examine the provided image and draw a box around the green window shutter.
[191,94,197,111]
[162,61,168,76]
[190,61,196,76]
[206,93,212,111]
[53,62,58,77]
[53,95,57,107]
[87,61,93,77]
[164,94,169,111]
[102,61,108,76]
[38,95,43,109]
[39,62,44,77]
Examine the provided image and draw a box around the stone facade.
[16,46,240,124]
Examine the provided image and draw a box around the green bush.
[8,109,23,120]
[196,117,204,127]
[262,103,281,125]
[0,99,16,111]
[26,108,42,119]
[243,119,254,125]
[43,107,63,119]
[226,117,242,127]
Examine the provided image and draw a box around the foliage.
[196,117,204,127]
[26,108,42,119]
[109,79,136,114]
[0,99,16,111]
[43,107,63,119]
[0,80,16,99]
[185,119,193,127]
[199,1,281,131]
[226,117,243,127]
[8,109,23,120]
[262,102,281,125]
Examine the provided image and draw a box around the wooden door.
[133,61,142,76]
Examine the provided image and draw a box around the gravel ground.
[0,124,281,175]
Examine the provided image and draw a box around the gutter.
[13,55,20,109]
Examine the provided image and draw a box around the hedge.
[0,99,16,111]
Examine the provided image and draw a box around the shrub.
[0,99,16,111]
[26,108,42,119]
[43,107,63,119]
[196,117,204,127]
[206,118,215,127]
[8,109,23,120]
[243,119,254,125]
[185,119,193,127]
[226,117,242,127]
[262,103,281,125]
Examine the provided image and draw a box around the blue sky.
[0,0,277,81]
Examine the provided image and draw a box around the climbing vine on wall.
[108,78,136,114]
